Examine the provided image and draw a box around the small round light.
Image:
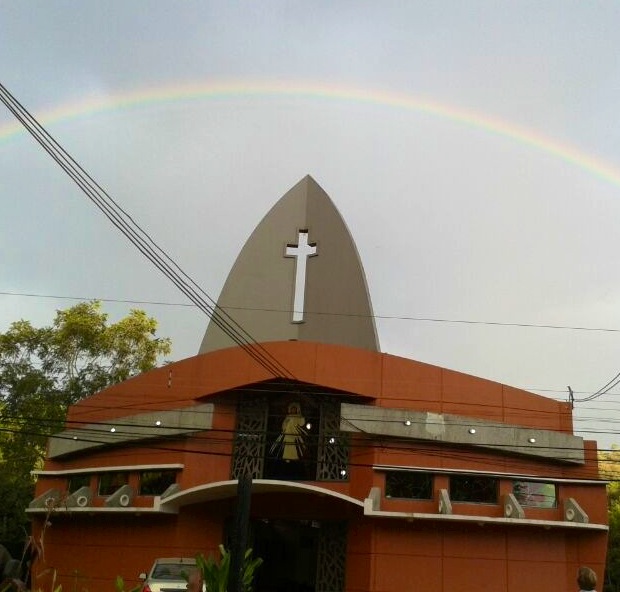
[155,420,162,426]
[528,437,536,444]
[339,469,347,477]
[306,423,312,430]
[329,437,336,444]
[110,427,116,433]
[73,436,78,440]
[404,419,412,426]
[468,428,477,435]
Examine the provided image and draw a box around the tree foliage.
[0,301,171,549]
[599,446,620,592]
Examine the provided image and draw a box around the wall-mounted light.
[306,422,312,430]
[73,436,78,440]
[468,428,477,435]
[110,427,116,433]
[339,469,347,477]
[404,419,412,426]
[155,420,162,426]
[328,437,336,444]
[528,437,536,444]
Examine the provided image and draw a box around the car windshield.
[152,564,192,580]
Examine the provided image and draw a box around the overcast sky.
[2,1,620,448]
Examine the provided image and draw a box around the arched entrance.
[163,483,360,592]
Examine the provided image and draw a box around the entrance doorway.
[248,518,347,592]
[251,519,319,592]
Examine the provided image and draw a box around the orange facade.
[30,341,608,592]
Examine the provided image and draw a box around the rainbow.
[2,79,620,188]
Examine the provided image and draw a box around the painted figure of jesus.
[281,402,306,460]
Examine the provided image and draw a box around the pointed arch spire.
[199,175,379,354]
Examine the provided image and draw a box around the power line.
[2,394,619,456]
[2,290,620,334]
[575,371,620,403]
[2,88,618,476]
[5,370,620,422]
[4,289,620,403]
[0,82,296,382]
[1,420,611,478]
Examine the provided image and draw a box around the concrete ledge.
[362,506,608,530]
[341,403,584,464]
[47,404,214,458]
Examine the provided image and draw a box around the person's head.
[577,566,597,590]
[186,568,203,592]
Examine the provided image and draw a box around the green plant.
[114,575,141,592]
[195,545,262,592]
[33,568,62,592]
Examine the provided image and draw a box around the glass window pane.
[385,472,433,500]
[98,472,128,496]
[450,474,497,504]
[513,480,557,508]
[68,474,91,493]
[139,470,177,496]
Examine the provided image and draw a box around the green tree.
[599,446,620,592]
[0,301,171,550]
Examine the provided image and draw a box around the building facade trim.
[342,403,584,464]
[33,463,185,476]
[373,464,605,485]
[48,404,214,458]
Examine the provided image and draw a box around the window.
[139,470,177,496]
[98,472,128,496]
[450,474,497,504]
[513,480,557,508]
[385,471,433,500]
[68,474,91,493]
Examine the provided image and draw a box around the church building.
[29,176,608,591]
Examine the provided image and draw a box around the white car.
[139,557,197,592]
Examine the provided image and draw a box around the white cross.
[285,229,317,322]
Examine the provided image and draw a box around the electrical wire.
[3,290,620,334]
[0,82,295,381]
[3,421,607,479]
[576,371,620,403]
[2,85,619,479]
[3,377,616,427]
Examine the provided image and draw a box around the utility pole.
[228,474,252,592]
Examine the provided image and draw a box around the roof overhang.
[47,403,214,458]
[341,403,585,464]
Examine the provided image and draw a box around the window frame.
[449,474,498,504]
[138,469,178,496]
[385,471,433,500]
[97,472,129,497]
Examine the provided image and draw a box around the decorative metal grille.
[316,399,349,481]
[385,471,433,499]
[449,474,498,504]
[231,397,268,479]
[316,521,347,592]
